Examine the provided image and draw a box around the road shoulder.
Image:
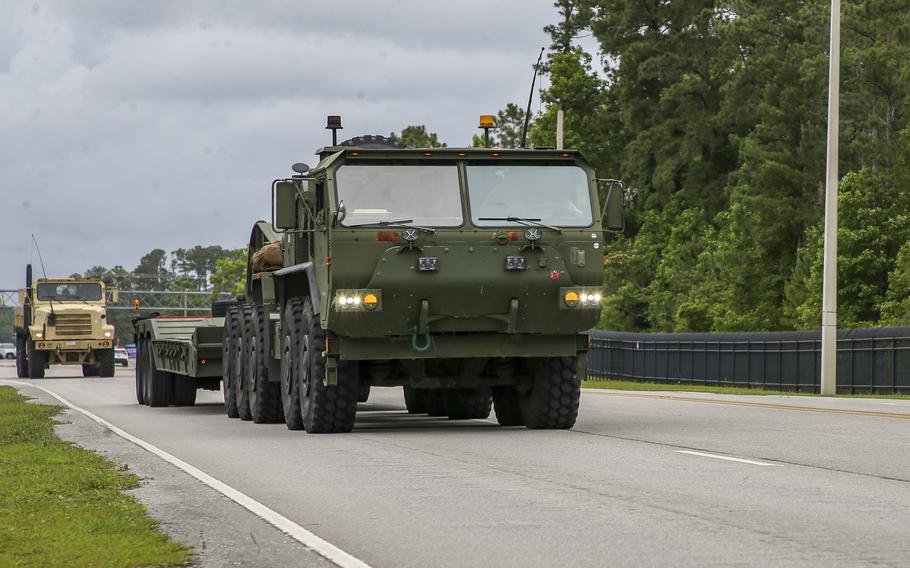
[12,382,335,568]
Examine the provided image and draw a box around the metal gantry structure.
[0,289,234,315]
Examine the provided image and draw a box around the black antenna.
[31,234,48,279]
[520,47,546,148]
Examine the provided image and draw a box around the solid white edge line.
[3,380,373,568]
[676,450,782,467]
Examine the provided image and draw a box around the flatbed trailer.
[133,315,229,407]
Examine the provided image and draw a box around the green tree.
[389,125,446,148]
[210,249,246,300]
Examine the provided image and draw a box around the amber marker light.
[457,152,466,157]
[560,153,572,158]
[362,293,379,308]
[351,152,360,156]
[490,152,501,157]
[479,115,495,128]
[423,152,433,157]
[199,359,207,365]
[564,291,580,307]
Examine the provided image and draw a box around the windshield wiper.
[346,219,437,234]
[478,217,562,234]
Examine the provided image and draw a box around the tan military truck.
[15,265,118,378]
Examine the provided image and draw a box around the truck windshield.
[336,164,463,227]
[466,164,593,228]
[36,282,102,302]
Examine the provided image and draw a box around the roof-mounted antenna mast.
[520,47,545,149]
[31,234,48,279]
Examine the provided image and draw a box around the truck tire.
[211,299,241,318]
[247,304,283,423]
[16,336,28,378]
[519,356,580,429]
[222,307,240,418]
[299,298,358,433]
[358,384,371,403]
[146,344,173,407]
[98,349,115,378]
[423,390,448,416]
[445,388,492,420]
[172,376,197,406]
[281,299,305,430]
[27,340,45,379]
[82,364,99,377]
[492,386,524,426]
[135,339,146,405]
[403,386,426,414]
[234,305,253,421]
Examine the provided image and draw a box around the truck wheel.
[423,390,448,416]
[147,344,173,408]
[27,340,45,379]
[234,305,253,421]
[519,356,580,429]
[98,349,115,378]
[135,339,146,405]
[247,304,283,423]
[403,386,426,414]
[222,307,240,418]
[445,388,493,419]
[492,386,524,426]
[281,299,305,430]
[16,336,28,378]
[82,364,99,377]
[358,384,371,403]
[298,298,358,433]
[172,376,197,406]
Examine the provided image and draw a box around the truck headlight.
[104,331,112,338]
[560,288,602,309]
[334,289,382,312]
[35,332,43,338]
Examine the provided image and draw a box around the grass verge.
[582,379,910,399]
[0,386,190,568]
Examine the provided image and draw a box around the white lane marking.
[3,380,372,568]
[676,450,783,467]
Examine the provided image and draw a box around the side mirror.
[333,200,347,225]
[110,288,120,303]
[273,180,298,230]
[599,179,625,234]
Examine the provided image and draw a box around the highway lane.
[4,363,910,568]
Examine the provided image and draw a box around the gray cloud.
[0,0,559,289]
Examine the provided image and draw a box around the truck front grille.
[53,314,93,337]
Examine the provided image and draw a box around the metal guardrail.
[587,328,910,394]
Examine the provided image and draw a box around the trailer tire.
[16,335,28,378]
[445,388,492,420]
[247,304,283,423]
[147,345,173,408]
[519,356,580,429]
[423,390,448,416]
[358,384,371,403]
[492,386,524,426]
[82,364,99,377]
[27,340,45,379]
[135,339,146,405]
[98,349,115,378]
[299,298,358,433]
[222,307,240,418]
[281,299,305,430]
[172,376,197,406]
[234,305,253,421]
[403,386,426,414]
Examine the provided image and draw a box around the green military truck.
[15,265,119,378]
[134,120,623,432]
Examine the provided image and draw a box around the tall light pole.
[820,0,841,396]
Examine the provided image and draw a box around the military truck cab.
[229,127,623,433]
[15,265,118,378]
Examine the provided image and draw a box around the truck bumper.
[36,339,113,351]
[334,333,588,361]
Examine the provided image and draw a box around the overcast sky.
[0,0,566,289]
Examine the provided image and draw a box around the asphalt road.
[4,362,910,568]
